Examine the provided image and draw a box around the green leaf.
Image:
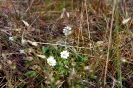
[88,74,97,80]
[83,55,89,62]
[42,46,48,54]
[64,60,69,65]
[56,3,65,11]
[41,83,45,88]
[75,54,83,62]
[45,0,52,5]
[26,71,37,77]
[18,84,25,88]
[76,84,85,88]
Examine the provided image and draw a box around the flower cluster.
[63,26,72,36]
[47,50,70,67]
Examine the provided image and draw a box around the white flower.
[9,37,14,41]
[19,49,25,54]
[122,17,131,24]
[47,56,56,66]
[60,50,69,59]
[63,26,72,36]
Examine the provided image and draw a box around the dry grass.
[0,0,133,88]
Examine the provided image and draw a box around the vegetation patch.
[0,0,133,88]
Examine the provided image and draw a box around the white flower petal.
[66,26,69,29]
[60,50,69,59]
[63,26,72,36]
[47,56,56,66]
[9,37,14,41]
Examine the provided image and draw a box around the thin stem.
[116,0,122,87]
[104,0,116,86]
